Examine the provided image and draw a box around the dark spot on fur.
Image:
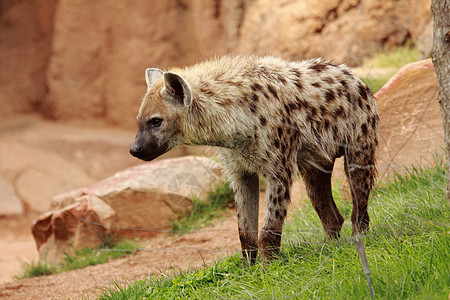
[281,157,286,165]
[310,106,317,117]
[358,98,364,109]
[291,69,302,78]
[277,127,283,138]
[218,98,233,107]
[251,83,263,91]
[320,105,327,115]
[333,125,338,136]
[361,123,368,135]
[310,62,328,72]
[340,80,347,88]
[274,139,280,148]
[335,106,344,118]
[226,80,243,88]
[346,92,353,104]
[200,88,215,97]
[312,82,321,88]
[251,93,259,102]
[260,116,267,126]
[275,210,280,218]
[324,119,330,130]
[283,103,291,115]
[284,189,289,200]
[294,81,303,90]
[325,90,335,102]
[281,209,287,218]
[249,103,257,113]
[342,69,351,76]
[358,83,368,100]
[277,74,287,85]
[371,116,377,129]
[324,77,335,84]
[267,84,278,98]
[366,103,371,111]
[288,103,297,111]
[277,186,283,195]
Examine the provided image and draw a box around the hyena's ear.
[145,68,163,91]
[163,72,192,107]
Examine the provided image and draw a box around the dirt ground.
[0,186,306,300]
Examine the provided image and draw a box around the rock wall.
[238,0,432,65]
[0,0,432,127]
[42,0,253,127]
[0,0,57,117]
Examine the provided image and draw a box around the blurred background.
[0,0,438,291]
[0,0,432,128]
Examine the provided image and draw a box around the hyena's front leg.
[231,171,260,264]
[259,175,291,260]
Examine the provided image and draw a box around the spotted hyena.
[130,55,379,263]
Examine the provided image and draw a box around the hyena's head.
[130,68,192,161]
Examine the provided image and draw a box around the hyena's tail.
[343,130,378,235]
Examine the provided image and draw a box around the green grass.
[17,239,140,279]
[100,162,450,299]
[360,43,422,93]
[171,181,234,234]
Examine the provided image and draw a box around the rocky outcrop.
[238,0,432,66]
[41,0,253,128]
[0,0,433,128]
[375,59,443,176]
[32,156,224,264]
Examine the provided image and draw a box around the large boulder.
[238,0,432,66]
[32,156,224,264]
[375,59,443,176]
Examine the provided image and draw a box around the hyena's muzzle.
[129,127,170,161]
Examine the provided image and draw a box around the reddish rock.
[0,0,57,117]
[375,59,443,176]
[32,156,224,264]
[238,0,432,66]
[42,0,252,127]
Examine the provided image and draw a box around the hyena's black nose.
[129,144,142,158]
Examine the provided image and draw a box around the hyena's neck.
[181,96,251,149]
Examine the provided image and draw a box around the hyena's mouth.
[129,141,170,162]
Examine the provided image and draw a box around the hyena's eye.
[148,117,163,128]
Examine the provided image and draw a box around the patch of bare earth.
[0,185,306,300]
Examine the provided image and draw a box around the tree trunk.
[431,0,450,204]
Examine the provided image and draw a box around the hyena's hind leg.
[259,174,292,260]
[344,142,377,235]
[299,162,345,239]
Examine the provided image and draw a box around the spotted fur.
[130,55,379,263]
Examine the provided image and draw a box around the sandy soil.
[0,184,306,300]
